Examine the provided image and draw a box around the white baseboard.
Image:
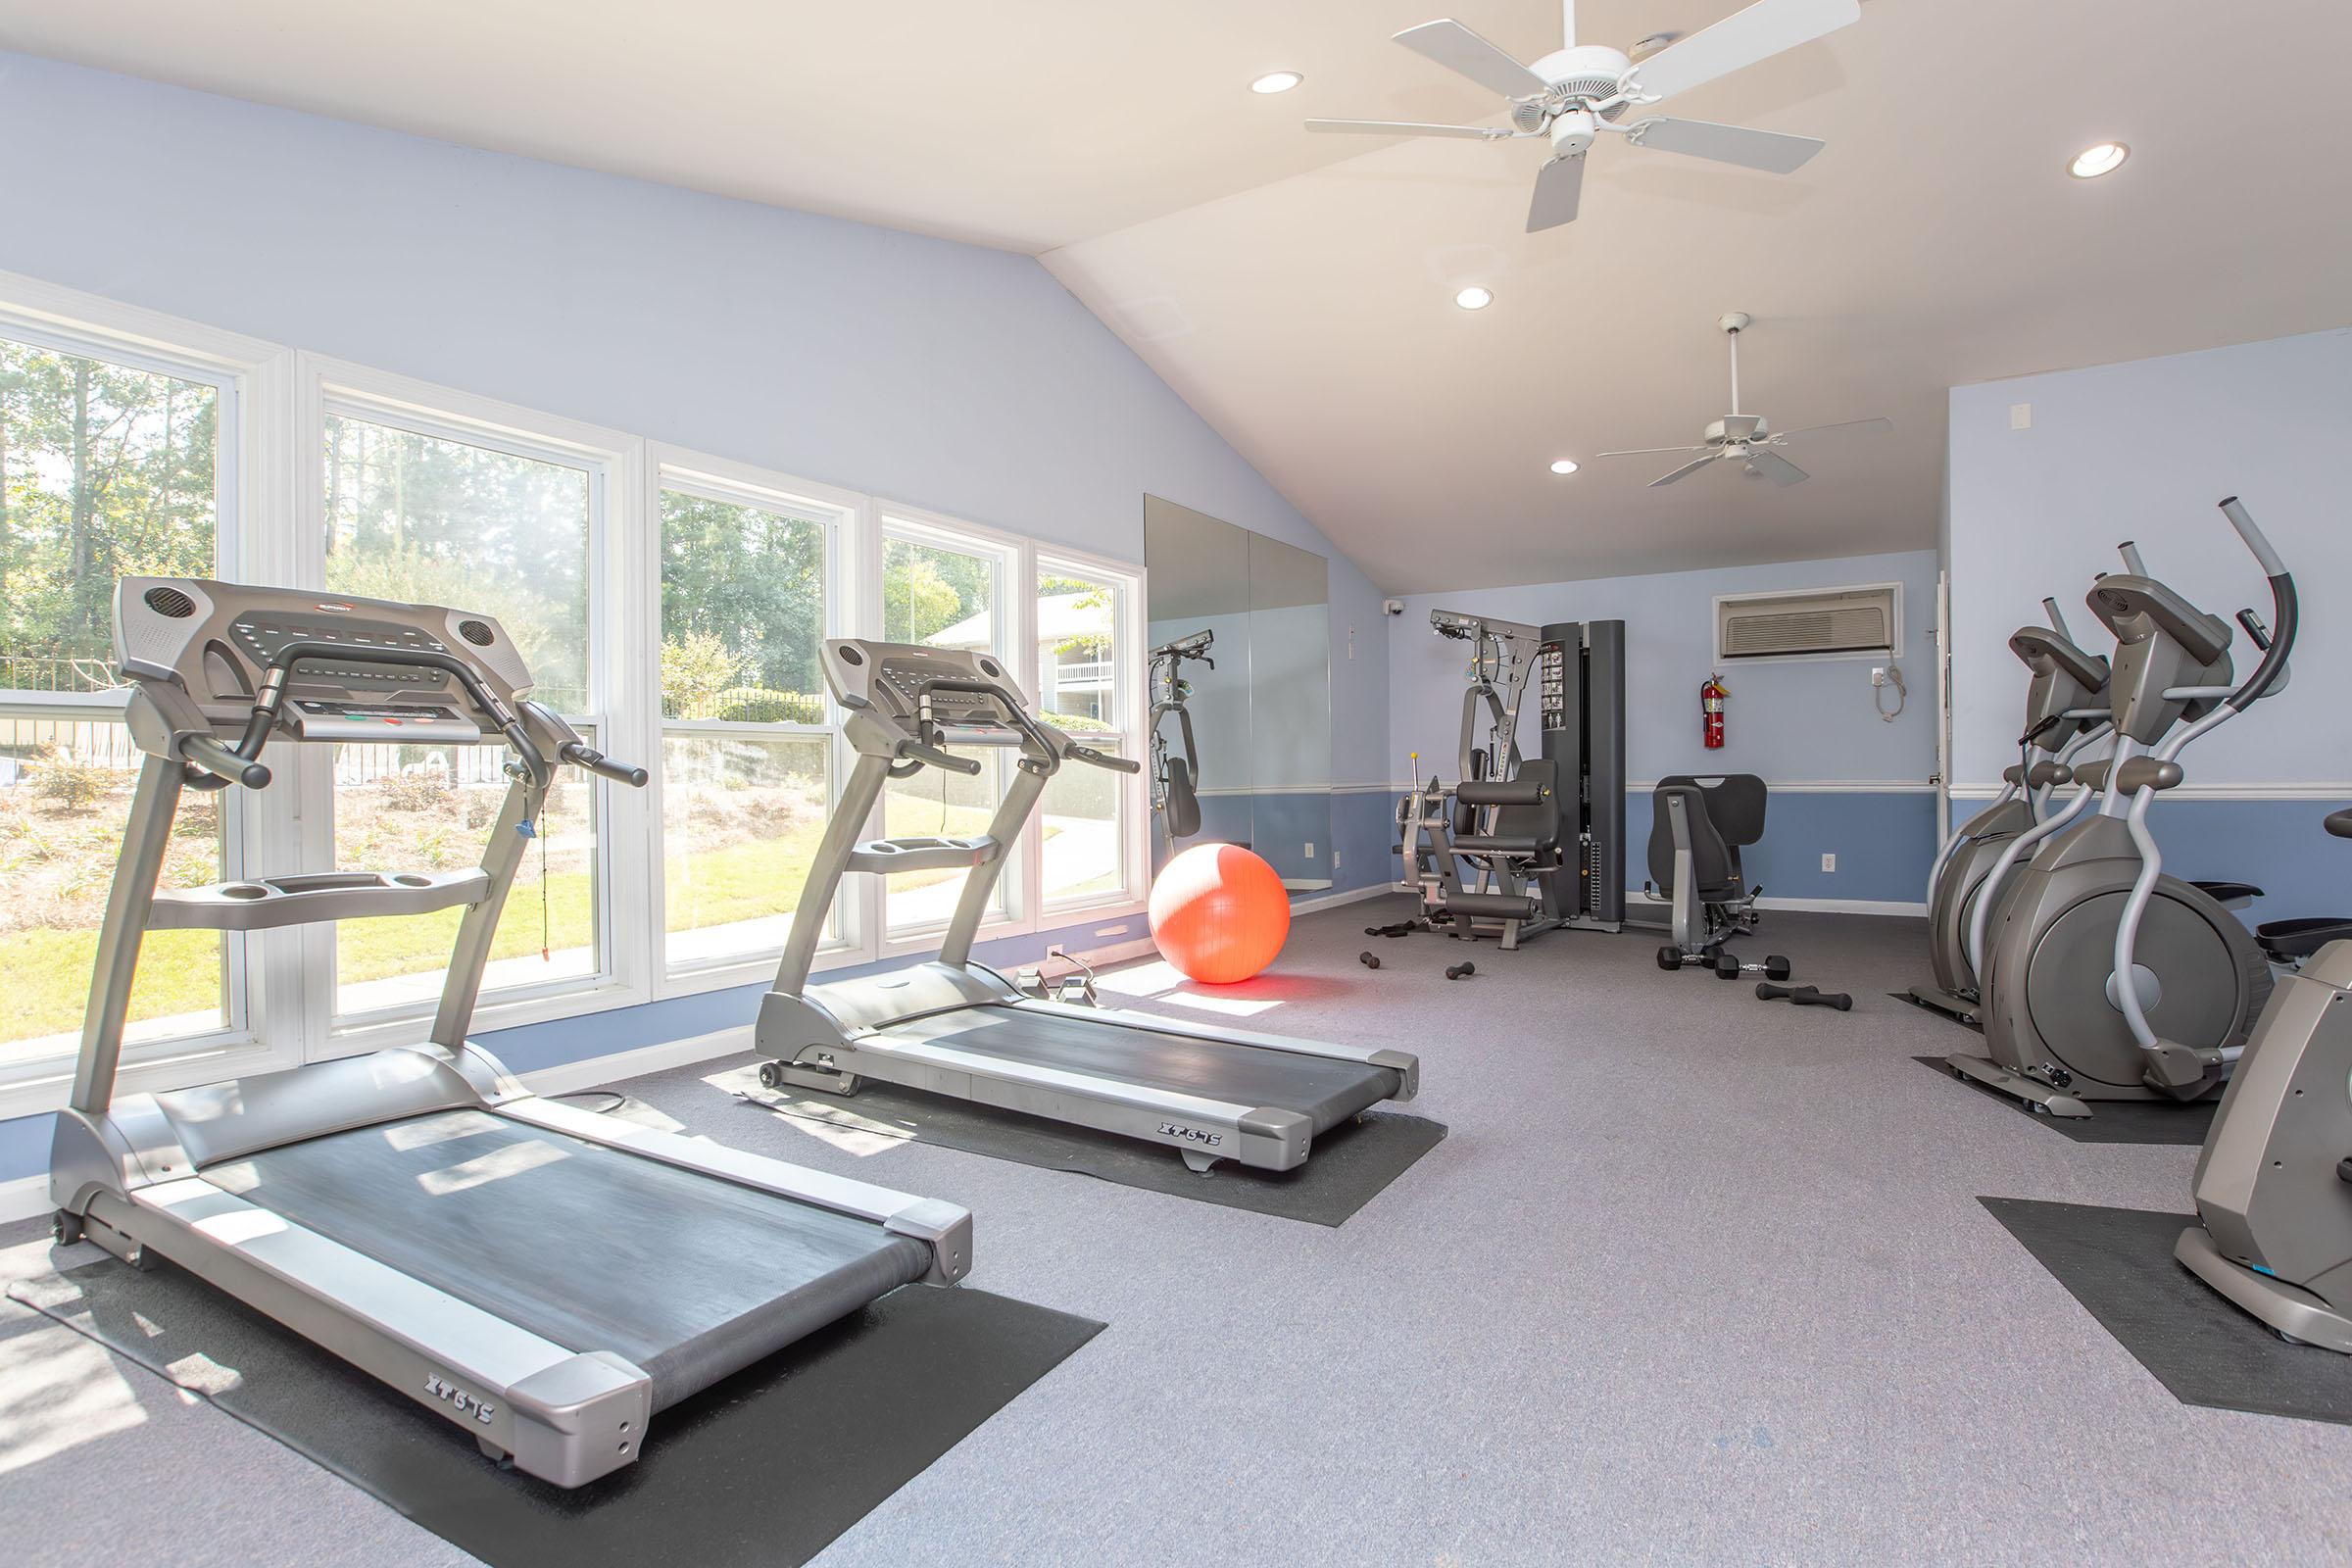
[517,1023,755,1099]
[1291,883,1400,915]
[1626,894,1926,918]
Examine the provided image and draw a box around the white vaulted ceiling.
[6,0,2350,590]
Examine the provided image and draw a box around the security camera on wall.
[1384,599,1405,616]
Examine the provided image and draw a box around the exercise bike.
[2177,800,2352,1351]
[1948,498,2292,1117]
[1148,628,1212,844]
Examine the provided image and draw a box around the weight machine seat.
[1453,833,1544,855]
[1645,773,1767,901]
[2256,916,2352,963]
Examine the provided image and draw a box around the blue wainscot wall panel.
[1393,787,1937,910]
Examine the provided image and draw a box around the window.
[1035,563,1136,908]
[0,328,240,1075]
[657,470,844,973]
[318,402,604,1023]
[0,277,1154,1118]
[881,519,1015,939]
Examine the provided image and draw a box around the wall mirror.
[1142,496,1332,894]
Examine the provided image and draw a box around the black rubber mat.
[1979,1197,2352,1424]
[1912,1055,2216,1144]
[12,1254,1100,1568]
[720,1064,1445,1226]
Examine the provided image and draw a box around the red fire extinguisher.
[1701,673,1729,750]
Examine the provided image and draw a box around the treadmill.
[50,578,971,1487]
[754,638,1419,1173]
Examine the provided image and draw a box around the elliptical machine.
[1948,499,2293,1117]
[1148,628,1212,844]
[1907,595,2112,1023]
[2176,801,2352,1352]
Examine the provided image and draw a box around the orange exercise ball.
[1149,843,1292,984]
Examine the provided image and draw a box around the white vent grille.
[1716,585,1896,662]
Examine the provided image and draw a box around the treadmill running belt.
[891,1007,1400,1133]
[206,1109,930,1407]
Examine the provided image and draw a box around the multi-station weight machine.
[1392,611,1626,949]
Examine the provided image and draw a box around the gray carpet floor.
[7,895,2350,1566]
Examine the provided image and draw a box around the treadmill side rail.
[496,1095,972,1284]
[110,1175,654,1488]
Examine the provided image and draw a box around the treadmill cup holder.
[146,868,491,931]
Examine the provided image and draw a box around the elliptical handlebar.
[2217,497,2295,712]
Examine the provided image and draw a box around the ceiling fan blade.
[1720,415,1764,440]
[1650,452,1725,487]
[1303,118,1511,139]
[1745,448,1810,485]
[1595,443,1714,458]
[1626,117,1826,173]
[1771,416,1893,441]
[1618,0,1861,104]
[1394,19,1553,100]
[1526,154,1586,231]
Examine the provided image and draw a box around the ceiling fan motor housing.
[1531,45,1635,116]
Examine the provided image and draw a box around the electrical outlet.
[1871,665,1889,687]
[1304,842,1315,858]
[2010,402,2033,429]
[1821,853,1838,872]
[1333,850,1342,870]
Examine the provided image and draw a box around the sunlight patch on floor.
[0,1306,149,1476]
[1097,960,1284,1016]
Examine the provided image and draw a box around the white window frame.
[643,446,863,997]
[0,274,1154,1125]
[872,504,1029,957]
[289,354,651,1060]
[1031,546,1150,922]
[0,272,292,1119]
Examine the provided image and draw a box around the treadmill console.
[820,639,1031,745]
[115,576,535,744]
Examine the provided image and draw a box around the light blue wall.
[1947,328,2352,928]
[1948,327,2351,789]
[1388,550,1940,905]
[0,52,1399,1179]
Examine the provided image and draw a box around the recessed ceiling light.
[1250,71,1304,94]
[1454,286,1494,311]
[1549,459,1580,475]
[2069,141,2130,178]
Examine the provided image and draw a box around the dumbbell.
[1756,981,1852,1011]
[1713,951,1792,982]
[1359,952,1381,970]
[1446,961,1476,981]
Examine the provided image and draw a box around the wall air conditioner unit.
[1714,582,1899,662]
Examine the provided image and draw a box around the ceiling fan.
[1306,0,1861,231]
[1595,313,1890,487]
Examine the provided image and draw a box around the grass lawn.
[5,798,1018,1047]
